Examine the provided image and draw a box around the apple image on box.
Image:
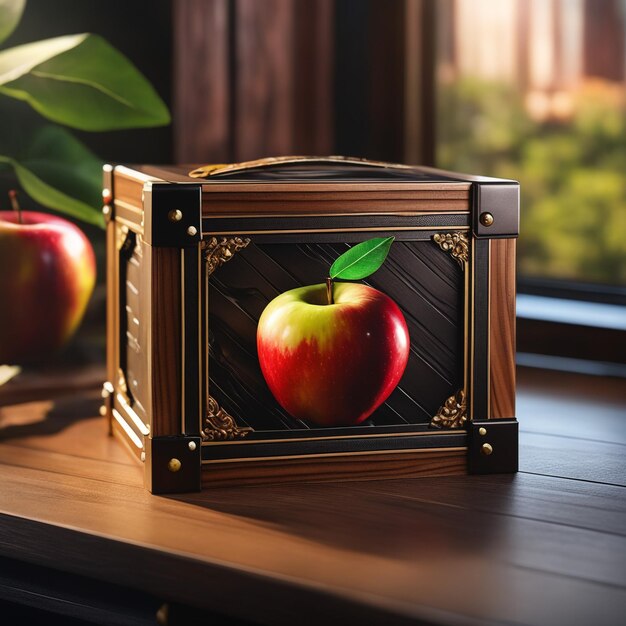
[0,192,96,364]
[257,237,409,426]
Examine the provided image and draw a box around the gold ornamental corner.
[432,232,469,270]
[201,396,253,441]
[204,236,251,276]
[430,390,467,429]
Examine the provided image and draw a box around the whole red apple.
[0,210,96,364]
[257,282,409,426]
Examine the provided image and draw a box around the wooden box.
[102,157,519,494]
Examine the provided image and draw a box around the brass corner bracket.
[204,236,251,276]
[432,232,469,270]
[201,396,253,442]
[430,389,467,429]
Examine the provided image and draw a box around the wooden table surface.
[0,367,625,626]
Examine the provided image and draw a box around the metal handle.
[188,155,413,179]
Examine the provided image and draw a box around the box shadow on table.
[0,392,101,441]
[167,474,518,560]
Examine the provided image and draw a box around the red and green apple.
[257,237,409,426]
[0,195,96,364]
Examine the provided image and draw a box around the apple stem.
[9,190,22,224]
[326,277,334,305]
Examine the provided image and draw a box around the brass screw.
[188,441,197,451]
[478,427,487,436]
[168,209,183,222]
[480,212,494,227]
[168,458,182,472]
[99,405,107,417]
[187,225,198,236]
[140,451,146,462]
[481,443,493,456]
[102,205,111,217]
[102,188,112,204]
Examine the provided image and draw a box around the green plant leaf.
[0,125,104,227]
[0,0,25,45]
[0,33,170,130]
[0,34,87,85]
[329,236,395,280]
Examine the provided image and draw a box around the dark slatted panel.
[208,239,463,431]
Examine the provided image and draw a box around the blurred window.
[436,0,626,288]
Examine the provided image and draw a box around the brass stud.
[186,225,198,236]
[140,451,146,462]
[188,441,197,451]
[479,427,487,436]
[480,212,494,227]
[99,405,107,417]
[481,443,493,456]
[102,188,112,204]
[168,458,182,472]
[102,205,111,217]
[168,209,183,222]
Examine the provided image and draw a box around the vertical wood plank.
[149,247,182,436]
[234,0,295,160]
[489,239,516,418]
[173,0,232,163]
[368,0,406,161]
[292,0,334,154]
[335,0,415,162]
[404,0,437,165]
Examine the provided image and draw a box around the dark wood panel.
[292,0,334,154]
[234,0,295,160]
[173,0,336,163]
[334,0,407,162]
[173,0,232,163]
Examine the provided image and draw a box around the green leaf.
[0,33,170,130]
[0,125,104,228]
[0,34,87,85]
[0,0,25,45]
[329,237,395,280]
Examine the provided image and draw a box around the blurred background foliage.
[435,0,626,288]
[438,78,626,285]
